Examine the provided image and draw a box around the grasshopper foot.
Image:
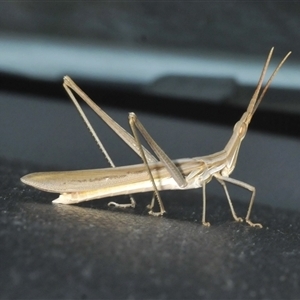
[235,217,243,223]
[148,210,166,217]
[246,220,263,228]
[108,198,136,209]
[108,202,134,208]
[202,221,211,227]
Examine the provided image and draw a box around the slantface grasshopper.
[21,48,291,227]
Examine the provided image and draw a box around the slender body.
[21,48,291,227]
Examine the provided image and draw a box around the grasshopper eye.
[239,123,247,135]
[234,120,246,134]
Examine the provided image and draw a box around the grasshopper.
[21,48,291,227]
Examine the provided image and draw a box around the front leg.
[214,174,262,228]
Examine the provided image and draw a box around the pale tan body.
[21,48,291,227]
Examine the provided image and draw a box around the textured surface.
[1,157,300,299]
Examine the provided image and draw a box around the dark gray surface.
[1,157,300,299]
[1,89,300,299]
[1,87,300,299]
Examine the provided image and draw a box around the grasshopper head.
[222,49,290,177]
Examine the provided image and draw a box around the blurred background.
[1,2,300,210]
[3,3,300,299]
